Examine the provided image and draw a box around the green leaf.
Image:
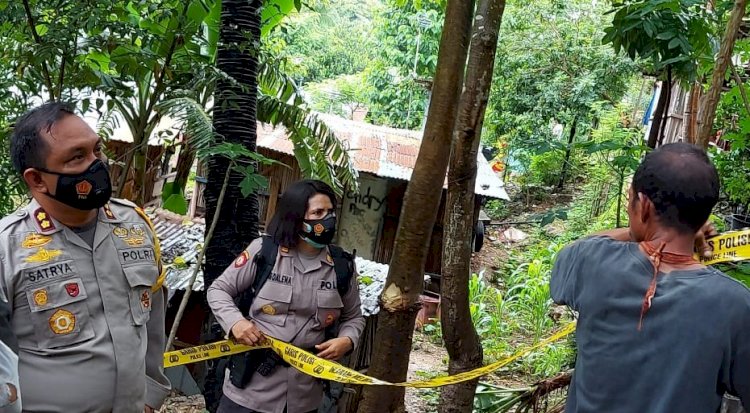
[35,24,48,37]
[163,193,188,215]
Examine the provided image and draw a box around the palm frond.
[258,55,303,105]
[155,93,216,156]
[257,94,359,196]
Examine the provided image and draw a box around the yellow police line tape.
[163,229,750,387]
[695,229,750,266]
[164,322,576,387]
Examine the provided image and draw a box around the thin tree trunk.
[658,68,673,146]
[697,0,747,148]
[557,117,578,191]
[201,1,262,411]
[356,0,475,411]
[174,137,197,192]
[165,164,231,351]
[439,1,506,412]
[647,77,669,148]
[730,61,750,116]
[685,81,702,144]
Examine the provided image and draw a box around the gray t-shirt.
[551,236,750,413]
[70,217,98,248]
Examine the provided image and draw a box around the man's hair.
[632,142,719,234]
[266,179,338,248]
[10,102,76,174]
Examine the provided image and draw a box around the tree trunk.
[439,1,506,412]
[685,81,702,144]
[556,117,577,191]
[174,137,197,192]
[697,0,747,149]
[201,1,263,411]
[355,0,475,411]
[647,78,669,148]
[658,67,673,146]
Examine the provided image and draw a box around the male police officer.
[0,102,171,412]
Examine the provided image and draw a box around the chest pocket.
[123,265,157,326]
[316,289,344,329]
[25,277,95,349]
[253,282,293,327]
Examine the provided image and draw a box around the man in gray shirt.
[551,143,750,412]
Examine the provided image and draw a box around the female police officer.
[208,179,365,413]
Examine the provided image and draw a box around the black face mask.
[38,159,112,211]
[300,214,337,248]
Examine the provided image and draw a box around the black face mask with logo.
[38,159,112,211]
[300,213,337,248]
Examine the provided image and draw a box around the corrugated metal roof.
[256,114,509,200]
[151,213,397,315]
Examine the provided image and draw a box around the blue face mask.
[300,214,336,248]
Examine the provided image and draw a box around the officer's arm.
[731,305,750,406]
[135,210,171,409]
[336,264,365,351]
[206,238,263,336]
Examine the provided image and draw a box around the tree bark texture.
[439,1,506,412]
[647,78,669,148]
[204,0,262,288]
[697,0,747,148]
[201,1,262,411]
[557,117,578,191]
[658,68,672,147]
[355,0,475,411]
[685,81,702,144]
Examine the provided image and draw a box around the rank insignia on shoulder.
[261,304,276,315]
[22,233,51,249]
[24,247,62,264]
[33,289,48,306]
[280,247,290,254]
[34,208,55,232]
[113,227,128,238]
[234,251,250,268]
[326,254,333,264]
[49,309,75,335]
[103,204,116,220]
[141,290,151,310]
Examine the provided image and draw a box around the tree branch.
[22,0,56,101]
[730,60,750,117]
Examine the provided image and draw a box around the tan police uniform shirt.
[208,238,365,413]
[0,198,171,412]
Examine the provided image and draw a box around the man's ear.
[637,192,652,223]
[23,169,49,194]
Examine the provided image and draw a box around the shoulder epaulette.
[108,197,138,209]
[0,210,28,233]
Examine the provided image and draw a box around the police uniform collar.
[287,245,335,266]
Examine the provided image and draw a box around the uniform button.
[16,211,27,217]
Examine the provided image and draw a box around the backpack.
[228,235,356,390]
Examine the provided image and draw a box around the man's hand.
[144,405,154,413]
[315,337,353,361]
[8,384,16,404]
[695,221,719,258]
[230,319,264,346]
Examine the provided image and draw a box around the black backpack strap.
[328,244,355,296]
[236,235,278,315]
